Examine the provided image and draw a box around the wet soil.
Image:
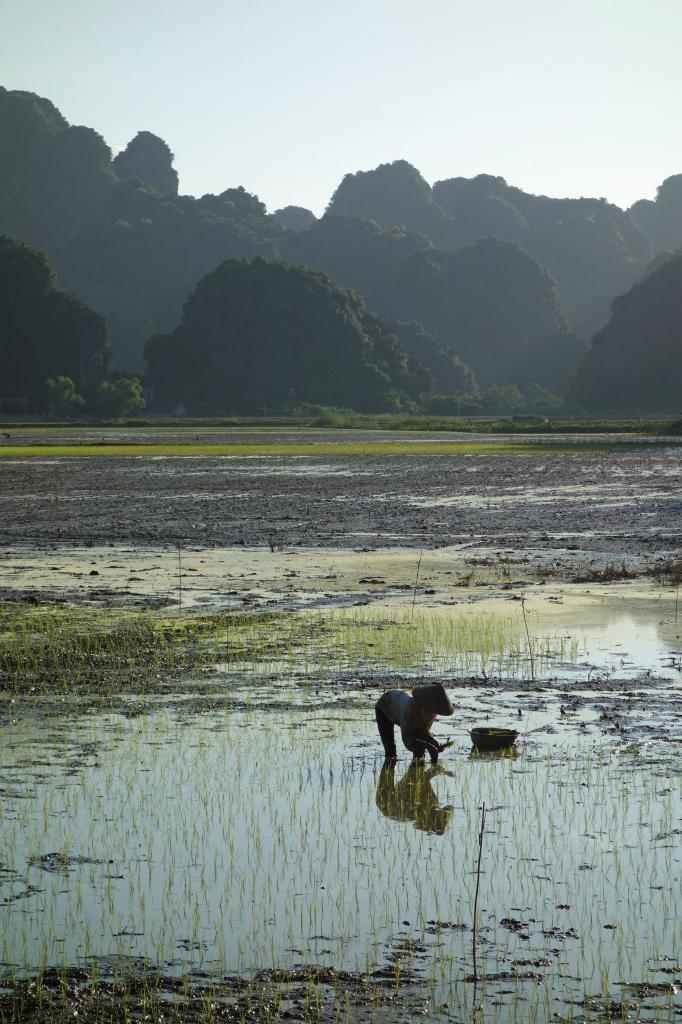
[1,435,681,568]
[0,964,427,1024]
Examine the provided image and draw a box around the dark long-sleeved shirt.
[376,689,439,754]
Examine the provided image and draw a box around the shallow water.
[0,702,680,1021]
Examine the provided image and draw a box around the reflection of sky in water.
[1,708,680,1021]
[569,615,680,678]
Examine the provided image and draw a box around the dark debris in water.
[622,981,678,997]
[424,920,467,935]
[463,969,543,983]
[28,852,111,873]
[542,926,579,941]
[500,917,531,938]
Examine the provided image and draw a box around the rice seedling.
[1,706,678,1021]
[0,439,625,458]
[0,601,579,697]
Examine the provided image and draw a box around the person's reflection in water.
[376,759,454,835]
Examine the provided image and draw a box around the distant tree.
[480,385,524,414]
[523,383,562,413]
[94,376,145,418]
[45,376,85,418]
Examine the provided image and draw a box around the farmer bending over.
[375,684,454,762]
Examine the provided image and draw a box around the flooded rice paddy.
[1,703,681,1022]
[0,430,681,1021]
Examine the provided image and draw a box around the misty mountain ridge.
[2,86,682,412]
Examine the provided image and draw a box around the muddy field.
[0,430,681,566]
[1,430,681,1023]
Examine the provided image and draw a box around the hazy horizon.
[3,0,681,215]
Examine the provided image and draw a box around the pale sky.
[3,0,681,215]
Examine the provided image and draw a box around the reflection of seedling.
[498,556,513,583]
[520,595,535,680]
[651,559,682,623]
[471,801,486,982]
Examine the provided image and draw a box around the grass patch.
[572,563,641,583]
[2,414,680,433]
[0,602,577,696]
[0,440,638,457]
[651,558,682,586]
[571,558,682,586]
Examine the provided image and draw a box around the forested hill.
[0,235,109,411]
[283,219,580,388]
[0,88,115,253]
[328,161,653,340]
[145,259,433,414]
[0,87,286,370]
[629,175,682,256]
[1,86,681,407]
[569,251,682,413]
[57,184,284,371]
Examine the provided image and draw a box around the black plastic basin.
[470,726,519,751]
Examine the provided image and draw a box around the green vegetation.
[92,375,146,417]
[45,375,85,418]
[3,415,677,435]
[0,440,625,458]
[145,258,436,414]
[0,602,576,695]
[0,236,108,412]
